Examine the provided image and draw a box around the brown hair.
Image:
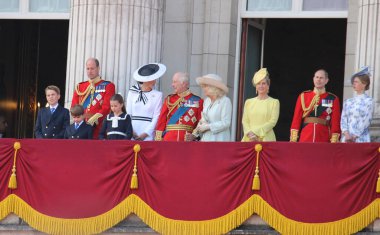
[110,94,126,113]
[352,74,370,90]
[70,104,84,116]
[45,85,60,95]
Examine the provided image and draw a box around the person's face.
[201,84,210,97]
[144,80,156,89]
[0,117,7,133]
[352,77,366,93]
[313,70,328,89]
[172,74,187,94]
[72,115,85,124]
[256,79,269,95]
[86,60,100,80]
[110,100,123,114]
[46,89,60,106]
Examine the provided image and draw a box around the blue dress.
[99,113,133,140]
[340,93,373,142]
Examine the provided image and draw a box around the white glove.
[198,123,210,133]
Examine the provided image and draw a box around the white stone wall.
[64,0,164,108]
[344,0,380,140]
[160,0,238,99]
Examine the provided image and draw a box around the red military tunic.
[71,77,115,138]
[290,90,341,143]
[155,90,203,141]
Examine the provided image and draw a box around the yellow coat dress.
[241,96,280,141]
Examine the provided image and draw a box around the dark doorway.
[0,20,69,138]
[239,18,346,141]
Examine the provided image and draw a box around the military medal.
[326,107,332,114]
[96,94,102,101]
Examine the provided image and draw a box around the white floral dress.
[340,93,373,142]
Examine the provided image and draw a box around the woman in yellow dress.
[241,68,280,141]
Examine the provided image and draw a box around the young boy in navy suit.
[64,105,93,139]
[35,85,70,139]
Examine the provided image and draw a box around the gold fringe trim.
[0,194,379,235]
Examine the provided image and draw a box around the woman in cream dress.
[241,68,280,142]
[185,74,232,141]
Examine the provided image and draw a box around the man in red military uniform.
[290,69,341,143]
[155,72,203,141]
[71,58,115,138]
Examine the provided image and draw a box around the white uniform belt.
[107,131,127,136]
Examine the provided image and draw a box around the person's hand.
[247,131,259,141]
[198,122,210,133]
[185,132,196,141]
[344,132,353,142]
[136,133,148,141]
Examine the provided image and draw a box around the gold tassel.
[130,144,141,189]
[252,144,262,191]
[8,142,21,189]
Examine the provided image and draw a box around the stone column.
[355,0,380,140]
[64,0,164,107]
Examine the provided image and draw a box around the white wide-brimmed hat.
[133,63,166,82]
[196,74,228,93]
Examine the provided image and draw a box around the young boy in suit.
[35,85,70,139]
[64,105,93,139]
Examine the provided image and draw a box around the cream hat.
[133,63,166,82]
[196,74,228,93]
[252,68,269,86]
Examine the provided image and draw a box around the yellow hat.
[252,68,269,86]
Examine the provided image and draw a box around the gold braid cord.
[75,77,101,106]
[301,93,320,118]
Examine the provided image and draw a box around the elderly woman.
[186,74,232,141]
[340,67,373,143]
[241,68,279,141]
[126,63,165,141]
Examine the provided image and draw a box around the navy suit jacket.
[35,105,70,139]
[64,122,93,139]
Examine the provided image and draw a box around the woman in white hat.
[126,63,166,140]
[340,66,373,142]
[241,68,279,142]
[186,74,232,141]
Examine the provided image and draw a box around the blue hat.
[352,66,371,79]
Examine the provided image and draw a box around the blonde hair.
[203,85,226,98]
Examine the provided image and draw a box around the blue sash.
[82,81,110,108]
[167,95,200,126]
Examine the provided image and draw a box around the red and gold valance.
[0,139,379,234]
